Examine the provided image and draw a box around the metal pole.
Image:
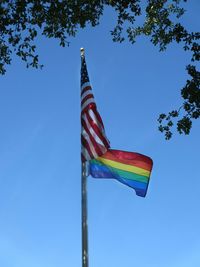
[81,47,89,267]
[81,162,89,267]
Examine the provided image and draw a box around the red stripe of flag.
[81,135,93,159]
[81,86,92,96]
[86,110,110,148]
[81,93,94,106]
[81,117,103,156]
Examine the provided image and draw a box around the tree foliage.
[0,0,199,138]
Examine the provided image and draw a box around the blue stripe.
[90,163,115,178]
[89,161,148,197]
[116,176,147,197]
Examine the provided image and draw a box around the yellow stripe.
[98,157,150,177]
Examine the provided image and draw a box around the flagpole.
[81,47,89,267]
[81,162,89,267]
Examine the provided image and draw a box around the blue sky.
[0,2,200,267]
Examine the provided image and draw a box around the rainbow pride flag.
[89,149,153,197]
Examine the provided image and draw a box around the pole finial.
[80,47,85,57]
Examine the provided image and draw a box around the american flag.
[81,52,110,162]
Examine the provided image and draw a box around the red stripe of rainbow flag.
[89,149,153,197]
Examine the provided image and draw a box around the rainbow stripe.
[89,149,153,197]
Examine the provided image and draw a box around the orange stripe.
[101,150,153,171]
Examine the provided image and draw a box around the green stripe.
[112,167,149,183]
[91,159,149,183]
